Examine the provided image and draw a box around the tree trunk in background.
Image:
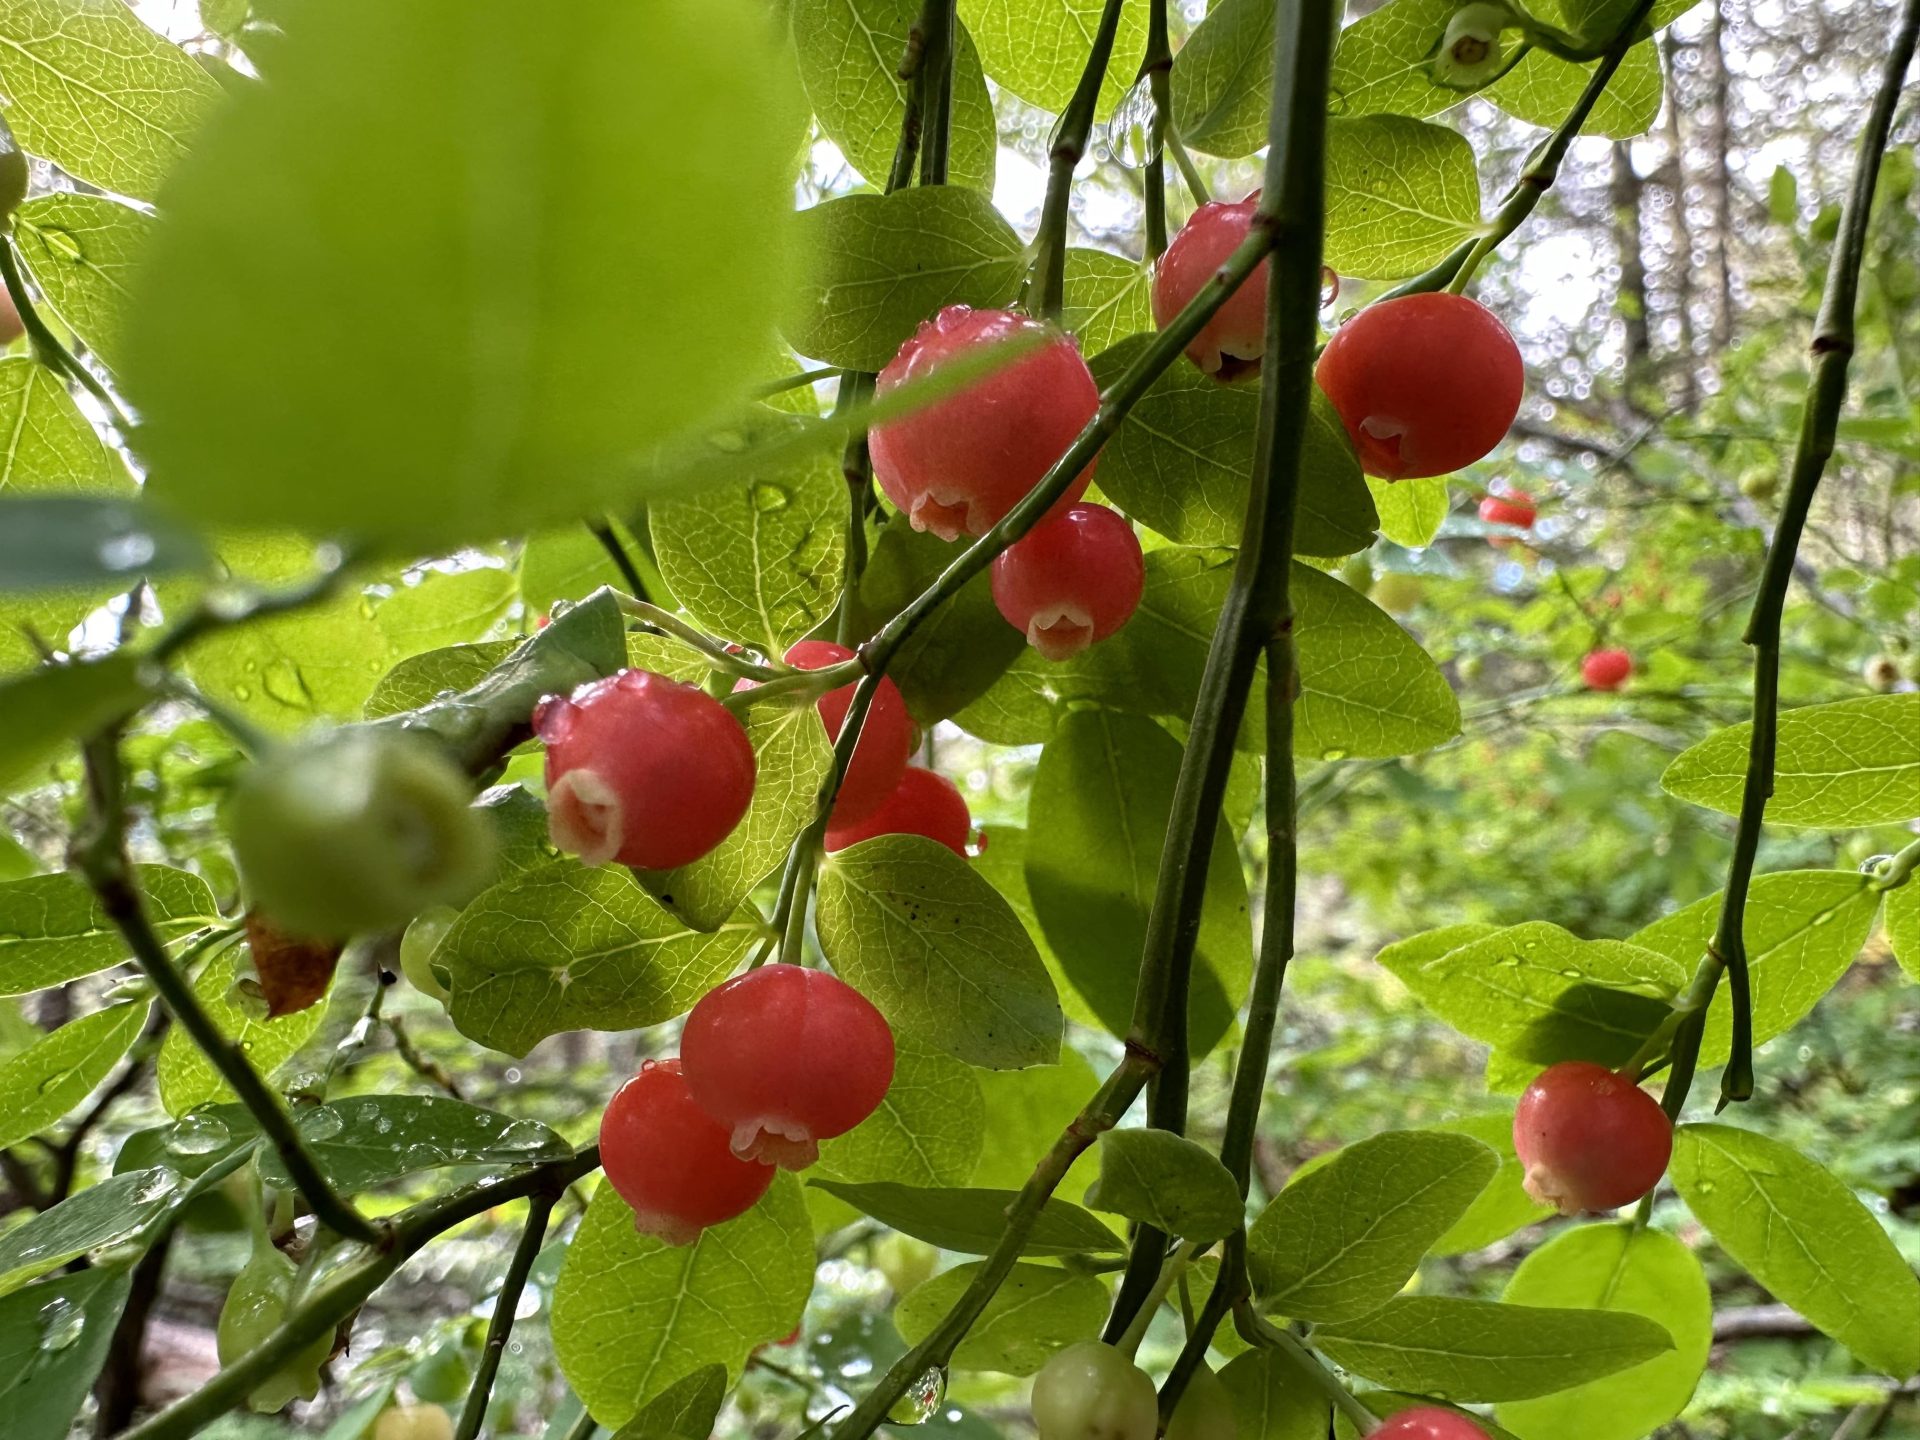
[1610,140,1653,405]
[1659,32,1702,411]
[1704,0,1736,349]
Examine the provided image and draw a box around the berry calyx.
[227,731,495,941]
[991,503,1145,661]
[599,1058,774,1245]
[1581,648,1633,691]
[824,767,973,857]
[373,1403,455,1440]
[1864,654,1901,692]
[536,668,756,872]
[681,963,896,1168]
[1316,293,1524,480]
[1513,1060,1673,1214]
[870,306,1099,541]
[1431,3,1513,89]
[1153,192,1270,379]
[782,640,913,823]
[1165,1364,1238,1440]
[1030,1340,1160,1440]
[1373,1406,1492,1440]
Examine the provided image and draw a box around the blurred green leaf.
[1368,476,1449,548]
[0,1002,148,1151]
[609,1365,729,1440]
[0,497,207,596]
[1221,1349,1332,1440]
[1428,1112,1554,1255]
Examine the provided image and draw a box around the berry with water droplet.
[1513,1060,1672,1214]
[1317,293,1523,481]
[870,306,1099,541]
[1031,1341,1159,1440]
[681,963,895,1168]
[1153,192,1269,380]
[1374,1406,1492,1440]
[600,1058,773,1244]
[536,669,756,871]
[1581,648,1633,691]
[825,767,972,857]
[992,503,1144,661]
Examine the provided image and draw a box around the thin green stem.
[1870,836,1920,892]
[1027,0,1128,320]
[149,550,358,667]
[615,597,782,680]
[0,233,133,431]
[916,0,957,187]
[1666,0,1919,1114]
[754,366,847,399]
[1235,1305,1376,1434]
[1138,0,1174,260]
[560,1410,601,1440]
[587,520,649,604]
[1168,132,1211,206]
[1113,1238,1203,1358]
[834,371,877,647]
[455,1192,557,1440]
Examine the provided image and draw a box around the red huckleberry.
[781,640,913,823]
[535,668,756,872]
[869,305,1100,541]
[1153,191,1270,379]
[1513,1060,1673,1214]
[1477,489,1537,533]
[600,1058,774,1244]
[1316,292,1524,480]
[991,503,1145,660]
[681,963,896,1168]
[825,766,973,856]
[1581,648,1634,691]
[1373,1406,1492,1440]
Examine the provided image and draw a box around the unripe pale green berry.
[1166,1364,1238,1440]
[374,1402,455,1440]
[1031,1340,1159,1440]
[399,905,460,1002]
[217,1249,332,1413]
[1370,572,1425,615]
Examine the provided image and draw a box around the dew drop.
[1321,747,1349,762]
[752,483,791,513]
[1104,73,1159,170]
[37,1297,84,1352]
[167,1112,231,1157]
[302,1107,346,1142]
[1859,852,1894,875]
[887,1366,947,1425]
[98,533,157,572]
[131,1168,183,1204]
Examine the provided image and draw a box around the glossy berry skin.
[1513,1060,1673,1214]
[1154,192,1269,379]
[399,904,458,1002]
[1316,293,1523,480]
[870,306,1099,541]
[825,767,972,856]
[373,1404,455,1440]
[681,963,896,1168]
[1477,490,1537,531]
[1581,648,1634,691]
[1165,1364,1238,1440]
[1031,1341,1160,1440]
[536,669,756,872]
[228,731,495,941]
[783,640,913,823]
[217,1250,333,1413]
[600,1059,774,1244]
[992,504,1145,660]
[1373,1406,1492,1440]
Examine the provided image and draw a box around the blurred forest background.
[4,0,1918,1436]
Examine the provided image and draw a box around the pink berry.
[1478,489,1537,533]
[681,964,896,1168]
[781,640,914,823]
[1581,648,1633,691]
[1153,191,1270,379]
[991,503,1144,661]
[869,306,1099,541]
[824,767,972,857]
[599,1059,774,1245]
[1374,1407,1492,1440]
[1513,1060,1673,1215]
[535,669,756,871]
[1316,293,1524,481]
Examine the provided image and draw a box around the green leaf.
[1428,1113,1554,1255]
[1085,1128,1244,1243]
[608,1364,729,1440]
[519,527,632,620]
[968,1047,1105,1202]
[1497,1225,1711,1440]
[1328,0,1480,123]
[1312,1295,1676,1401]
[0,864,219,996]
[0,1263,134,1440]
[12,194,155,373]
[372,568,516,660]
[817,1038,985,1193]
[1662,695,1920,826]
[958,0,1146,116]
[895,1261,1108,1375]
[0,1001,148,1151]
[1888,881,1919,982]
[364,641,516,721]
[1062,249,1154,355]
[1219,1350,1333,1440]
[1325,116,1482,280]
[1373,923,1501,989]
[1171,0,1278,158]
[1248,1130,1497,1321]
[1627,870,1881,1067]
[970,827,1108,1032]
[1289,563,1461,759]
[255,1096,570,1194]
[0,496,209,596]
[1669,1123,1920,1378]
[1367,476,1449,548]
[440,860,761,1058]
[0,1167,185,1295]
[155,949,324,1115]
[1089,339,1377,556]
[1391,922,1685,1066]
[790,0,996,191]
[123,0,803,550]
[0,356,130,502]
[0,0,219,202]
[552,1175,813,1429]
[1024,710,1250,1057]
[1485,40,1663,140]
[816,835,1062,1069]
[785,186,1025,371]
[650,443,847,657]
[806,1179,1123,1255]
